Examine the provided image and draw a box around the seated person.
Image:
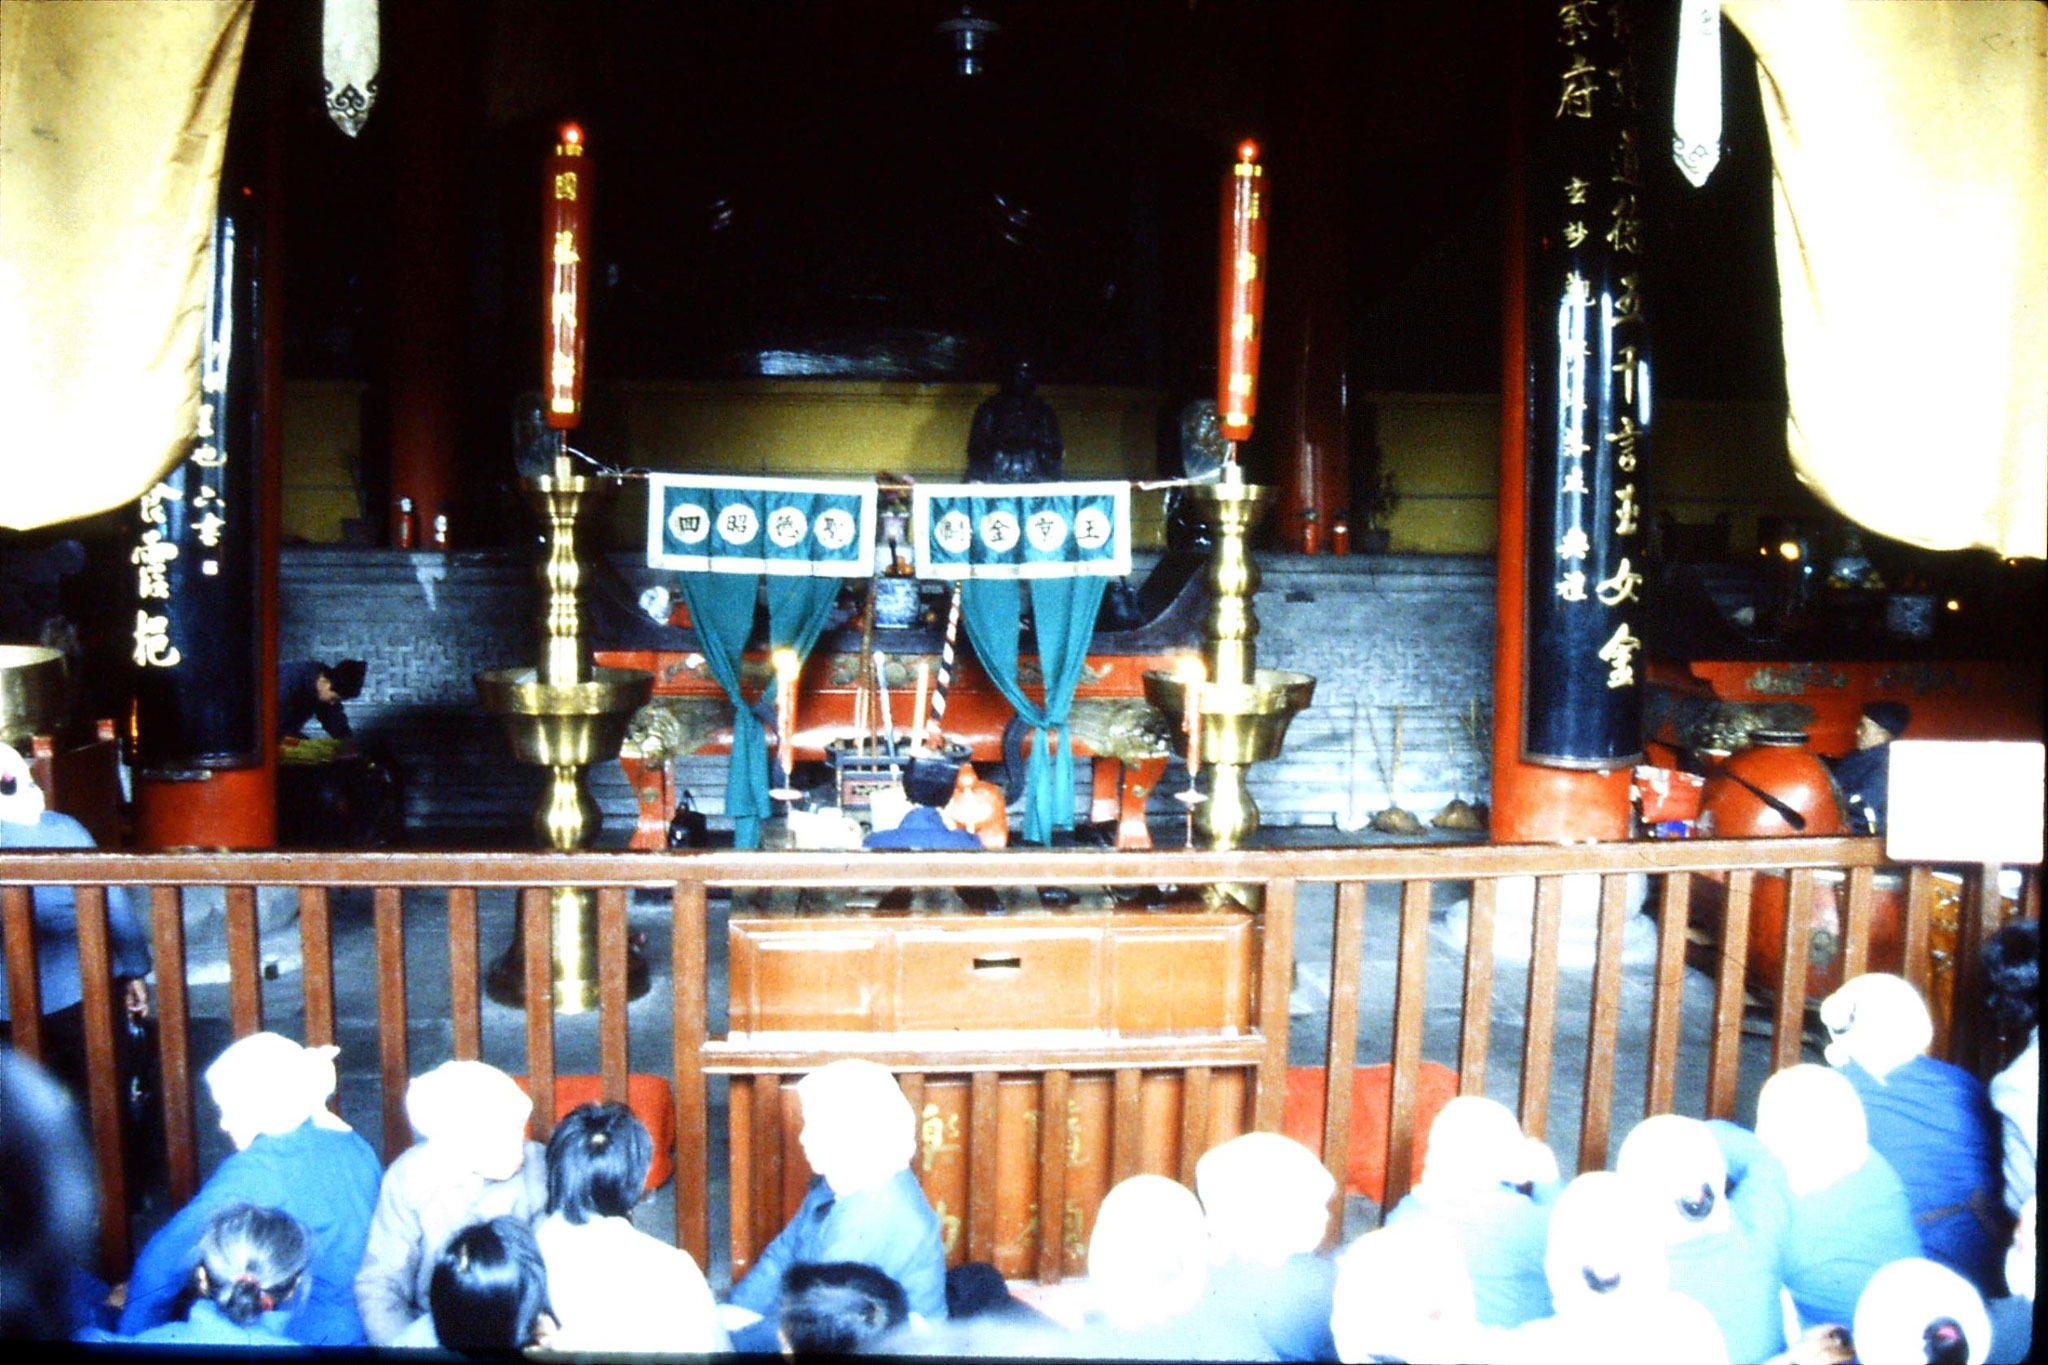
[120,1032,381,1344]
[1330,1220,1497,1365]
[864,758,983,851]
[278,658,366,740]
[534,1101,723,1353]
[1822,972,2012,1298]
[1193,1131,1341,1361]
[723,1059,947,1350]
[1829,701,1907,834]
[1751,1063,1921,1333]
[1980,919,2037,1220]
[1987,1197,2033,1365]
[1615,1113,1788,1363]
[125,1204,312,1347]
[1506,1171,1730,1365]
[0,1049,99,1341]
[1852,1258,1990,1365]
[1384,1094,1563,1328]
[353,1060,547,1345]
[778,1261,909,1354]
[390,1216,558,1351]
[1076,1173,1274,1362]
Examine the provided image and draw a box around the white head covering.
[1331,1220,1479,1365]
[1756,1063,1871,1195]
[1087,1174,1210,1328]
[1193,1131,1335,1263]
[1821,972,1934,1078]
[0,742,46,825]
[1614,1113,1731,1242]
[404,1059,532,1147]
[1852,1259,1991,1365]
[204,1032,351,1148]
[793,1058,916,1193]
[1544,1171,1670,1310]
[1419,1095,1539,1192]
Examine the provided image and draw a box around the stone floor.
[144,818,1800,1289]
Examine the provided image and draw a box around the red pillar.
[1489,11,1631,844]
[1266,0,1352,554]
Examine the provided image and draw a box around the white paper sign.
[1885,740,2044,866]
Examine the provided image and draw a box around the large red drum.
[1697,730,1846,838]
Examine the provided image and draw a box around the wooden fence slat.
[1178,1065,1211,1189]
[1321,880,1367,1223]
[1902,866,1935,998]
[672,881,709,1266]
[727,1079,754,1279]
[446,887,480,1061]
[74,886,129,1273]
[3,885,42,1058]
[1706,870,1755,1120]
[373,886,410,1161]
[1254,878,1297,1133]
[1773,868,1815,1073]
[597,886,629,1104]
[225,884,261,1038]
[1577,873,1629,1174]
[968,1070,999,1263]
[1458,877,1497,1095]
[1518,875,1564,1139]
[298,887,335,1051]
[522,889,555,1138]
[900,1072,927,1125]
[150,885,198,1202]
[1644,872,1689,1117]
[751,1073,784,1262]
[1037,1068,1070,1283]
[1112,1067,1143,1185]
[1840,866,1875,984]
[1384,879,1432,1213]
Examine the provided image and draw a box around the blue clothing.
[1782,1152,1922,1330]
[278,660,351,739]
[727,1168,948,1328]
[1385,1181,1559,1328]
[1201,1253,1338,1361]
[1839,1055,2012,1298]
[1830,745,1890,833]
[119,1118,384,1346]
[863,805,983,851]
[1653,1122,1795,1364]
[0,810,148,1019]
[129,1299,303,1346]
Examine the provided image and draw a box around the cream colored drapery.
[1724,1,2047,559]
[0,0,252,532]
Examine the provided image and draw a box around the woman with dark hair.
[1981,919,2038,1219]
[128,1204,311,1346]
[389,1217,556,1351]
[535,1101,723,1352]
[778,1261,910,1353]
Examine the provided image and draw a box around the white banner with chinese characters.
[645,473,876,576]
[910,482,1131,581]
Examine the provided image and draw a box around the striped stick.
[926,584,963,747]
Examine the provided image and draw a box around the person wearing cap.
[862,757,983,851]
[353,1060,547,1345]
[117,1032,382,1345]
[1831,700,1909,834]
[1193,1131,1340,1361]
[1074,1173,1273,1362]
[1821,973,2012,1300]
[278,658,366,740]
[722,1059,947,1351]
[1851,1258,1992,1365]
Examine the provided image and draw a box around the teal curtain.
[960,576,1109,844]
[678,573,770,849]
[766,576,842,785]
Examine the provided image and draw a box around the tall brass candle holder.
[476,453,654,1011]
[1143,463,1315,849]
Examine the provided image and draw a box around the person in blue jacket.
[1751,1062,1923,1331]
[862,758,983,851]
[120,1203,312,1347]
[723,1059,947,1352]
[1821,971,2013,1299]
[1194,1131,1342,1361]
[1384,1095,1564,1329]
[118,1031,383,1345]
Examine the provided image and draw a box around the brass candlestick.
[1143,464,1315,850]
[477,453,653,1012]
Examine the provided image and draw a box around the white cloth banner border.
[910,481,1132,581]
[644,472,878,577]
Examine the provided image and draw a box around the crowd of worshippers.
[0,937,2037,1362]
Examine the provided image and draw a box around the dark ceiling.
[267,1,1784,407]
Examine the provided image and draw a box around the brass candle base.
[485,885,651,1014]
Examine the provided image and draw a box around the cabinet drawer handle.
[971,954,1023,973]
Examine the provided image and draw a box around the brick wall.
[280,547,1497,841]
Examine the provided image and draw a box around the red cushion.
[1279,1062,1460,1203]
[512,1073,675,1192]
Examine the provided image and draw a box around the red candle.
[543,123,591,429]
[1217,139,1267,444]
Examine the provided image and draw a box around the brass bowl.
[0,644,68,747]
[475,665,654,767]
[1143,667,1316,766]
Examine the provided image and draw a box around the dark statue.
[966,361,1064,484]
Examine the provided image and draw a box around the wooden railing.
[2,837,2036,1281]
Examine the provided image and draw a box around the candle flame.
[771,647,800,678]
